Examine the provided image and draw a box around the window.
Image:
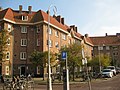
[69,39,71,44]
[47,40,52,47]
[21,39,27,46]
[8,24,11,32]
[7,38,10,45]
[62,34,66,40]
[20,52,26,60]
[47,28,52,34]
[55,31,59,37]
[37,66,40,74]
[112,46,118,50]
[22,16,28,21]
[113,52,118,56]
[21,26,27,33]
[37,26,40,33]
[5,66,9,75]
[106,46,110,50]
[55,42,59,48]
[6,51,10,60]
[98,46,103,50]
[37,39,40,46]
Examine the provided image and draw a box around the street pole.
[47,5,57,90]
[98,46,101,73]
[82,48,91,90]
[66,53,69,90]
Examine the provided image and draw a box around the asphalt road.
[0,74,120,90]
[35,74,120,90]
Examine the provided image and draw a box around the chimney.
[19,5,22,13]
[28,6,32,14]
[70,25,76,31]
[75,27,77,32]
[61,18,64,25]
[85,34,89,37]
[116,33,120,36]
[56,15,61,23]
[105,33,108,36]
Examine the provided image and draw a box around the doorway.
[20,66,26,76]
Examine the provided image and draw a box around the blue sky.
[0,0,120,36]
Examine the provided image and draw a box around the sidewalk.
[33,77,107,85]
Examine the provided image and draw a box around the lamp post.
[47,5,57,90]
[98,46,102,73]
[98,44,104,73]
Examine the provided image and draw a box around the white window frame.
[62,34,66,40]
[8,24,11,32]
[7,38,10,45]
[37,39,40,46]
[48,28,52,35]
[106,46,110,50]
[37,26,40,33]
[21,39,27,46]
[20,52,26,60]
[47,40,52,47]
[6,51,10,60]
[22,16,28,21]
[21,26,27,33]
[5,66,9,75]
[55,31,59,37]
[98,46,103,50]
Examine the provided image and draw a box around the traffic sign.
[62,51,67,59]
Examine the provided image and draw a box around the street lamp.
[98,45,102,73]
[98,44,105,73]
[47,5,57,90]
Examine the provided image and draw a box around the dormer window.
[22,16,28,21]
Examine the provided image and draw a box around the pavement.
[33,77,108,85]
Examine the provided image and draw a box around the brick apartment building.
[0,5,119,77]
[0,5,93,77]
[90,33,120,67]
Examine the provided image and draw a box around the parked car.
[102,69,113,78]
[116,67,120,74]
[106,66,116,76]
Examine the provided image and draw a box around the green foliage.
[90,54,111,68]
[0,29,8,61]
[30,50,56,68]
[59,43,83,81]
[30,50,44,67]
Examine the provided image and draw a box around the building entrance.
[20,66,26,76]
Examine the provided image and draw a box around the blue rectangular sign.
[62,51,67,59]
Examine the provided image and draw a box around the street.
[35,74,120,90]
[0,74,120,90]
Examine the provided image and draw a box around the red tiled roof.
[4,8,15,21]
[84,37,94,46]
[90,35,120,46]
[0,7,84,40]
[0,8,69,31]
[40,10,68,31]
[74,31,83,40]
[0,8,8,20]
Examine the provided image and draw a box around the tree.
[89,54,111,73]
[0,29,8,75]
[59,43,83,81]
[0,29,8,61]
[30,50,56,80]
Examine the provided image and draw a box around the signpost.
[62,51,69,90]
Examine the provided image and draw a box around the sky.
[0,0,120,36]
